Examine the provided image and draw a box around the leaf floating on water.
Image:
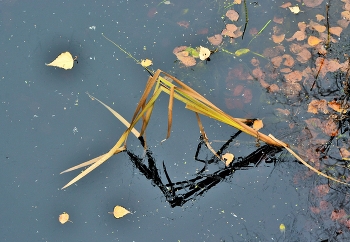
[304,0,323,8]
[141,58,153,67]
[289,6,301,14]
[199,46,210,60]
[308,36,322,46]
[59,212,72,224]
[45,51,75,70]
[222,153,234,166]
[110,205,131,219]
[253,119,264,131]
[226,9,239,21]
[235,48,250,57]
[279,223,286,233]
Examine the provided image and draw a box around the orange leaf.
[272,34,285,44]
[328,100,347,113]
[308,36,322,46]
[253,119,264,131]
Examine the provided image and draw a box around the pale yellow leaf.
[289,6,300,14]
[222,153,234,166]
[46,52,74,70]
[59,212,72,224]
[141,59,153,67]
[110,205,131,219]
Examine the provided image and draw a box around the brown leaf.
[284,70,303,82]
[315,14,325,21]
[304,0,323,8]
[207,34,223,45]
[286,31,306,41]
[307,99,329,114]
[268,84,280,92]
[340,148,350,159]
[271,56,283,67]
[296,49,312,63]
[272,34,285,44]
[329,26,343,37]
[273,16,284,24]
[308,20,326,33]
[341,11,350,20]
[280,2,292,8]
[282,54,295,67]
[328,100,347,113]
[322,119,338,136]
[226,9,239,21]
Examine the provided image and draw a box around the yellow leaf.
[289,6,300,14]
[141,59,153,67]
[279,223,285,233]
[46,52,75,70]
[110,205,131,219]
[235,48,250,57]
[222,153,234,166]
[58,212,72,224]
[253,119,264,131]
[308,36,322,46]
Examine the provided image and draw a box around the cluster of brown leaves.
[207,9,242,46]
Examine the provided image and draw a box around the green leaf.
[235,48,250,57]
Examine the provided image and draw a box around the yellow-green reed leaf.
[235,48,250,57]
[86,93,140,138]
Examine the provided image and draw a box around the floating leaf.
[272,34,285,44]
[289,6,301,14]
[110,205,131,219]
[279,223,286,233]
[226,9,239,21]
[46,51,75,70]
[308,36,322,46]
[280,2,292,8]
[304,0,323,8]
[253,119,264,131]
[328,100,347,113]
[307,99,328,114]
[199,46,210,60]
[59,212,72,224]
[235,48,250,57]
[208,34,223,46]
[222,153,234,166]
[141,59,153,67]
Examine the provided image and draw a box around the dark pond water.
[2,0,350,241]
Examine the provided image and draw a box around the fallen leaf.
[340,148,350,159]
[199,46,210,60]
[280,2,292,8]
[271,56,283,67]
[328,100,347,113]
[222,153,234,166]
[59,212,72,224]
[329,26,342,37]
[273,16,284,24]
[235,48,250,56]
[272,34,285,44]
[226,9,239,21]
[282,54,295,67]
[207,34,223,45]
[316,14,325,21]
[308,20,326,33]
[341,11,350,21]
[284,71,303,82]
[253,119,264,130]
[322,119,338,136]
[279,224,286,233]
[289,6,301,14]
[177,21,189,28]
[110,205,131,219]
[243,88,252,103]
[286,31,306,41]
[140,59,153,67]
[307,99,329,114]
[308,36,322,46]
[304,0,323,8]
[46,52,75,70]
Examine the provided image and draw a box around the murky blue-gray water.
[2,0,350,241]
